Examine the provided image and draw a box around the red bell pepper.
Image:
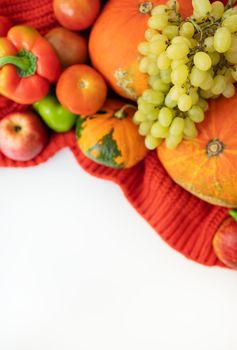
[0,25,61,104]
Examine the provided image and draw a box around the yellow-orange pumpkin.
[76,98,148,168]
[89,0,193,101]
[158,94,237,208]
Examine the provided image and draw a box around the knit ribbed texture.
[0,0,229,268]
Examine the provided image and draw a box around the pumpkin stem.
[229,210,237,222]
[114,104,137,119]
[138,2,153,14]
[206,139,225,158]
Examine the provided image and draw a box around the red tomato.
[56,64,107,115]
[45,27,88,68]
[0,16,12,37]
[53,0,100,31]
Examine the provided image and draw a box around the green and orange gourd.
[76,99,148,168]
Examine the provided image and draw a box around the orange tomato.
[45,27,88,68]
[0,16,12,37]
[56,64,107,115]
[53,0,101,31]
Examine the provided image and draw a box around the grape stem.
[225,0,236,10]
[188,18,201,33]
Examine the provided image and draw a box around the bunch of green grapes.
[134,0,237,150]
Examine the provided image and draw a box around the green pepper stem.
[114,104,137,119]
[0,49,37,78]
[229,210,237,222]
[0,55,30,71]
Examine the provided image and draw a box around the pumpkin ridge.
[221,153,237,175]
[160,148,204,167]
[186,157,209,190]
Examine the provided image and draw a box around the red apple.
[0,112,47,161]
[213,213,237,270]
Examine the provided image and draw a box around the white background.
[0,148,237,350]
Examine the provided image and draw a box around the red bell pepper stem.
[229,210,237,222]
[0,49,37,77]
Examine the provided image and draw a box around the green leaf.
[86,130,124,169]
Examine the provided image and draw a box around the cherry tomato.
[0,16,12,37]
[56,64,107,115]
[53,0,100,31]
[45,27,88,68]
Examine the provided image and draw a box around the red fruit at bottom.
[213,217,237,269]
[0,112,47,161]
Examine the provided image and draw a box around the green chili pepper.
[33,94,77,133]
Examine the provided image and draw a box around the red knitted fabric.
[0,0,229,268]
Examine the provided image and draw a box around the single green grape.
[199,73,214,90]
[190,67,208,87]
[188,105,205,123]
[209,52,221,66]
[184,118,198,138]
[169,85,186,101]
[178,94,193,112]
[212,75,227,95]
[147,62,160,76]
[180,22,195,38]
[166,43,189,60]
[139,121,153,136]
[137,41,150,55]
[133,111,147,123]
[139,57,149,73]
[151,121,169,138]
[166,134,183,149]
[198,98,209,111]
[211,1,224,20]
[214,27,232,53]
[204,37,215,53]
[192,0,212,17]
[145,134,162,150]
[152,78,170,93]
[145,28,158,41]
[147,109,160,121]
[171,57,189,70]
[190,88,199,105]
[194,52,212,71]
[163,25,179,40]
[171,64,189,86]
[151,5,168,15]
[148,14,169,30]
[160,68,172,84]
[165,93,177,108]
[169,117,185,136]
[143,89,164,105]
[159,107,174,127]
[149,40,167,55]
[157,52,171,70]
[172,36,192,48]
[223,83,235,98]
[223,15,237,33]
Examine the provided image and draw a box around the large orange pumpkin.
[76,98,148,168]
[158,93,237,208]
[89,0,193,101]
